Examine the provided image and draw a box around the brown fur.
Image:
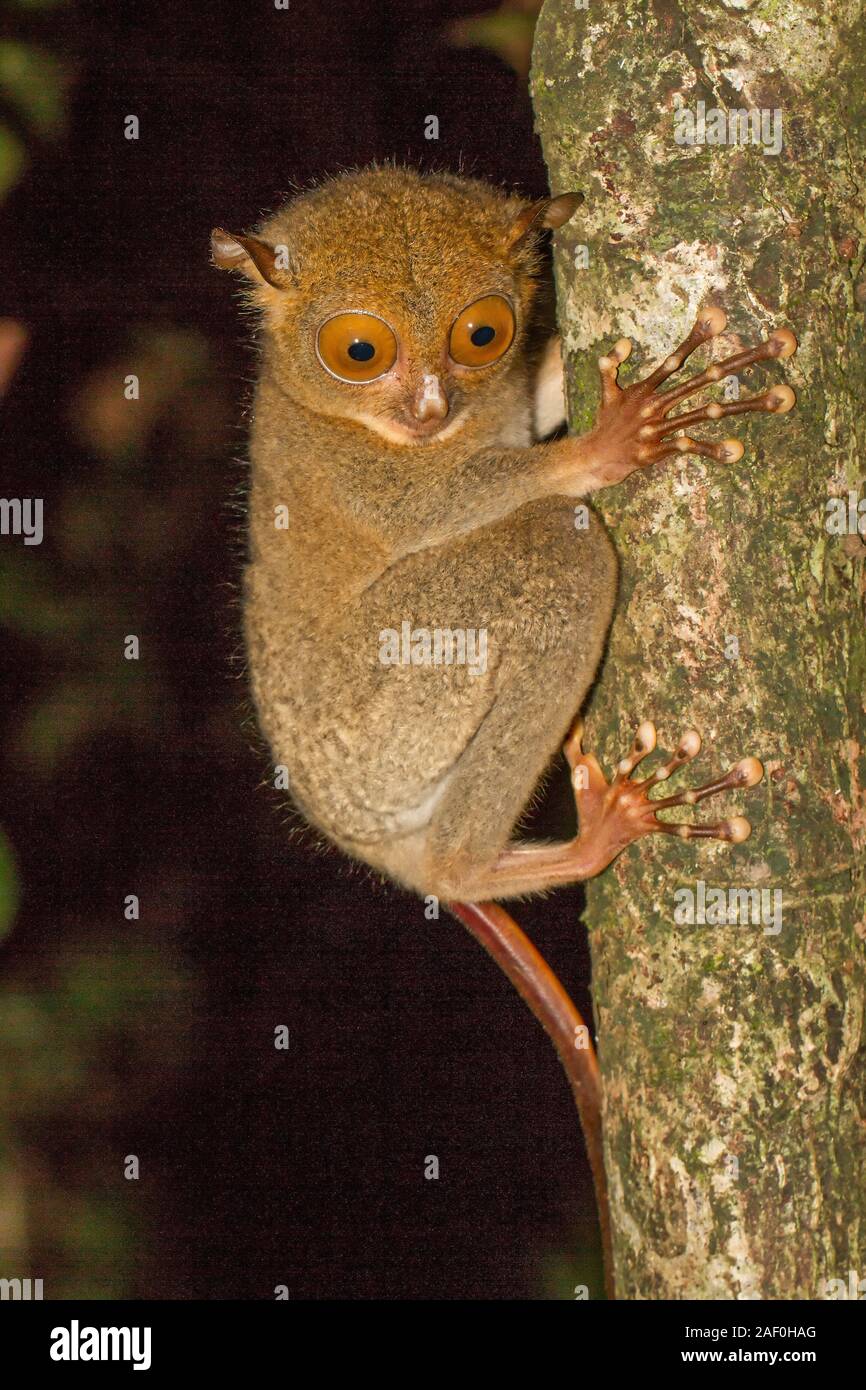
[215,165,619,900]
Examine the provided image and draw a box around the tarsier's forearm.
[395,308,795,556]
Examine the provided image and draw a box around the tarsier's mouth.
[397,414,453,439]
[355,407,470,447]
[391,410,470,445]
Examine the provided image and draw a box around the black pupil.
[348,339,375,362]
[471,325,495,347]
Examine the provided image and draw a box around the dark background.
[0,0,601,1299]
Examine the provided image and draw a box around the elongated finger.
[656,328,797,413]
[635,728,702,790]
[636,306,727,395]
[638,435,745,465]
[653,816,752,842]
[652,756,764,810]
[653,384,796,436]
[597,337,633,405]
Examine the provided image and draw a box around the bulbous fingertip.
[770,327,798,359]
[698,305,727,337]
[635,719,657,753]
[735,756,764,788]
[768,384,796,414]
[727,816,752,844]
[678,729,702,758]
[720,438,745,463]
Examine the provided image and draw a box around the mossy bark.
[532,0,866,1299]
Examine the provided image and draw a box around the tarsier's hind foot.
[563,718,764,876]
[444,719,763,902]
[591,306,797,486]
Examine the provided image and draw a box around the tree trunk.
[531,0,866,1299]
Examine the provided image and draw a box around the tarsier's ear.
[507,191,583,248]
[210,229,294,289]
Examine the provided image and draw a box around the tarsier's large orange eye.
[449,295,515,368]
[316,312,398,383]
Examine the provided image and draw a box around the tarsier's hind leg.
[420,665,597,898]
[437,718,763,902]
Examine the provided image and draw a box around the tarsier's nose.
[412,374,450,422]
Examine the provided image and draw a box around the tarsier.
[213,165,797,1292]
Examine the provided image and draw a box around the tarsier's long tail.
[447,900,614,1299]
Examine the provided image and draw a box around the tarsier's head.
[212,165,579,446]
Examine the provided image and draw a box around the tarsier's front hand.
[575,306,797,491]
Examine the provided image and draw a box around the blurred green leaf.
[446,0,542,81]
[0,827,20,942]
[0,41,67,136]
[0,125,24,197]
[0,0,71,197]
[541,1234,606,1301]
